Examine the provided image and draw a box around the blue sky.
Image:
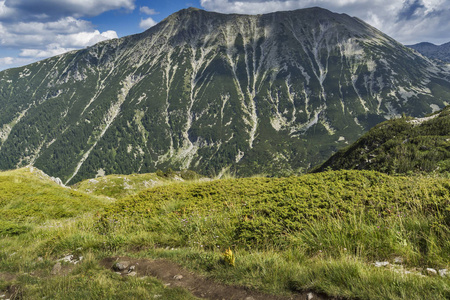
[0,0,449,71]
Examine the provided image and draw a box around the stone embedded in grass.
[58,254,83,264]
[438,269,448,277]
[51,262,61,275]
[374,261,389,267]
[426,268,438,276]
[393,257,403,264]
[113,261,130,271]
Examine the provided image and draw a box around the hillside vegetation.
[0,168,448,299]
[315,106,450,174]
[0,167,107,236]
[101,170,450,260]
[72,169,203,198]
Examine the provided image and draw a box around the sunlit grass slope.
[72,170,204,199]
[0,167,107,236]
[94,170,450,299]
[0,168,448,299]
[0,167,197,299]
[101,170,450,265]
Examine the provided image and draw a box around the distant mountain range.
[314,105,450,174]
[407,42,450,63]
[1,7,450,183]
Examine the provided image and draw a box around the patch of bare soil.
[0,273,21,300]
[101,257,337,300]
[0,272,16,282]
[0,273,19,300]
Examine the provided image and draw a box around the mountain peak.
[0,6,449,183]
[168,6,351,19]
[407,41,450,62]
[152,5,383,48]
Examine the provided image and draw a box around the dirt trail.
[101,257,336,300]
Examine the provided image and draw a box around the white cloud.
[9,17,92,36]
[0,0,127,70]
[0,17,118,49]
[139,17,157,30]
[0,56,14,64]
[199,0,450,44]
[15,30,118,59]
[3,0,136,20]
[19,45,76,58]
[0,0,15,19]
[140,6,159,15]
[0,56,33,70]
[0,17,118,66]
[55,30,118,48]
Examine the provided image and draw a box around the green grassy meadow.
[0,167,449,299]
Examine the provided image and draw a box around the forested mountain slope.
[1,7,450,183]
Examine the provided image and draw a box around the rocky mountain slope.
[314,105,450,174]
[408,42,450,63]
[1,7,450,183]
